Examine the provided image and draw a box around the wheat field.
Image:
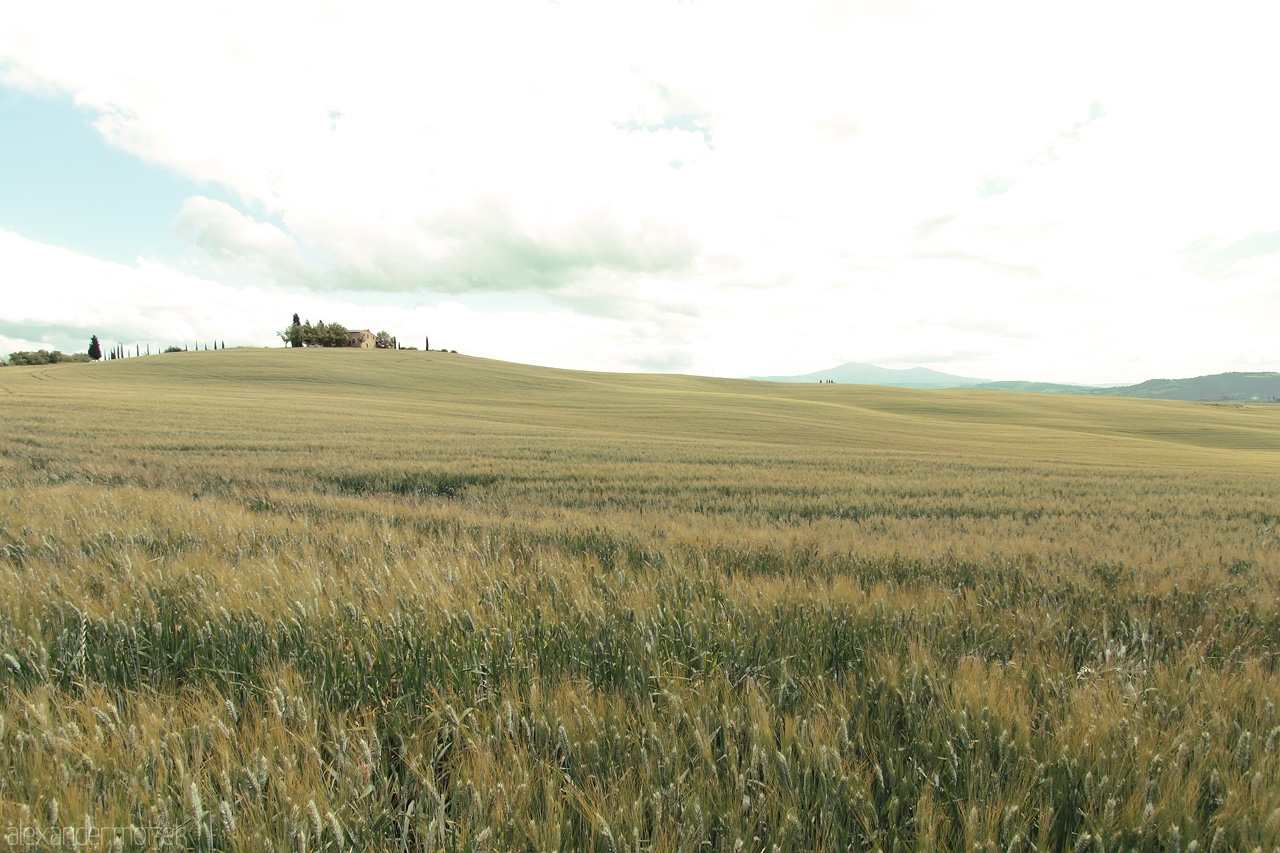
[1,348,1279,851]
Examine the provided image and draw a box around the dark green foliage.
[5,350,91,365]
[323,322,351,347]
[290,319,352,347]
[375,330,395,349]
[88,335,101,361]
[280,315,304,347]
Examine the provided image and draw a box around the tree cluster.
[279,314,405,349]
[279,319,352,347]
[3,336,233,366]
[3,350,91,366]
[279,314,410,350]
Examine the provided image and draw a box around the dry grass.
[1,349,1279,851]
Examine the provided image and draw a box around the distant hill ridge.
[970,371,1280,402]
[750,361,988,389]
[754,362,1280,402]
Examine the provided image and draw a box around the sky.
[1,1,1278,384]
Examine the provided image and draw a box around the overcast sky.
[2,1,1278,384]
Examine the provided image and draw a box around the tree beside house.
[279,315,385,348]
[279,315,418,350]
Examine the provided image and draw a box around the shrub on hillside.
[5,350,91,366]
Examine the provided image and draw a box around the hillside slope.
[1093,371,1280,401]
[2,348,1278,471]
[4,347,1280,850]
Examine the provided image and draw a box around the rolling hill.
[2,349,1278,469]
[4,347,1280,849]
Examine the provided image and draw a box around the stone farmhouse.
[347,329,376,348]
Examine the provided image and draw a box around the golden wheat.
[0,349,1278,850]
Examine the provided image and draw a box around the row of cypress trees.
[85,335,225,361]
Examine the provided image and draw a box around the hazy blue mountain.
[970,372,1280,402]
[967,380,1100,394]
[750,361,989,389]
[1091,372,1280,402]
[753,364,1280,402]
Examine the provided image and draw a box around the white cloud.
[172,197,309,280]
[0,229,703,372]
[0,228,298,347]
[2,1,1280,382]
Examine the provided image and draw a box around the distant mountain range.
[752,363,1280,402]
[969,372,1280,402]
[749,362,990,389]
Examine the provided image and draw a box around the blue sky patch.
[0,84,236,264]
[1180,230,1280,280]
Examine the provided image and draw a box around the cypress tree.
[88,335,101,361]
[282,316,303,348]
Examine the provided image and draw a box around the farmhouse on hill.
[347,329,375,348]
[279,316,393,348]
